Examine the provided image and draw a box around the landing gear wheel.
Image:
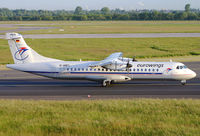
[102,80,111,87]
[181,80,186,85]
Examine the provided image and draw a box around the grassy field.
[0,27,16,31]
[0,21,200,34]
[0,99,199,136]
[0,37,200,64]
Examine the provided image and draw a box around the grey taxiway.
[1,24,200,39]
[0,62,199,100]
[1,33,200,39]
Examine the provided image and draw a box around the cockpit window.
[176,65,187,70]
[183,65,187,69]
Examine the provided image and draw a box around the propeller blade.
[126,59,132,70]
[126,61,132,68]
[132,56,137,62]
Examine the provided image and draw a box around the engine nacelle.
[109,75,131,83]
[103,63,127,70]
[102,59,128,70]
[118,57,132,62]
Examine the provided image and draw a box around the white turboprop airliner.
[6,33,196,87]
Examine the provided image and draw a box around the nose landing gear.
[181,80,186,85]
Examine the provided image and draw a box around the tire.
[181,80,186,85]
[102,80,111,87]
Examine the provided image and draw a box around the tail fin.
[6,33,60,64]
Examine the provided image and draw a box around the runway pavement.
[1,23,200,39]
[0,79,200,100]
[1,33,200,39]
[0,62,199,100]
[0,24,56,34]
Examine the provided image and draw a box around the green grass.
[0,37,200,64]
[0,27,16,31]
[0,21,200,34]
[0,99,199,136]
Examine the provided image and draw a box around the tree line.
[0,4,200,21]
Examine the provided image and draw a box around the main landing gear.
[181,80,186,85]
[102,80,111,87]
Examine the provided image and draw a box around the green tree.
[0,7,199,21]
[101,7,110,14]
[187,12,198,20]
[180,12,188,20]
[81,15,88,21]
[139,12,149,20]
[105,14,112,20]
[151,11,159,20]
[166,13,174,20]
[185,4,190,12]
[74,6,83,15]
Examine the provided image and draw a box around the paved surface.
[1,23,200,39]
[0,62,199,100]
[1,33,200,39]
[0,79,199,100]
[0,24,56,34]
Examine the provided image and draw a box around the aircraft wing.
[89,52,123,67]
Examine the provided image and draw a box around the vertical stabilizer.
[6,33,60,64]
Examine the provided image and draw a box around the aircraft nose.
[191,71,197,78]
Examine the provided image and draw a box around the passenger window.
[149,69,151,71]
[141,69,143,71]
[82,68,84,71]
[176,66,179,69]
[102,69,104,71]
[98,68,100,71]
[78,68,80,71]
[157,69,159,72]
[152,69,155,72]
[145,69,147,71]
[137,69,139,71]
[133,69,135,71]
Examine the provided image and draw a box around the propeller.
[126,59,132,74]
[132,56,137,62]
[126,59,132,68]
